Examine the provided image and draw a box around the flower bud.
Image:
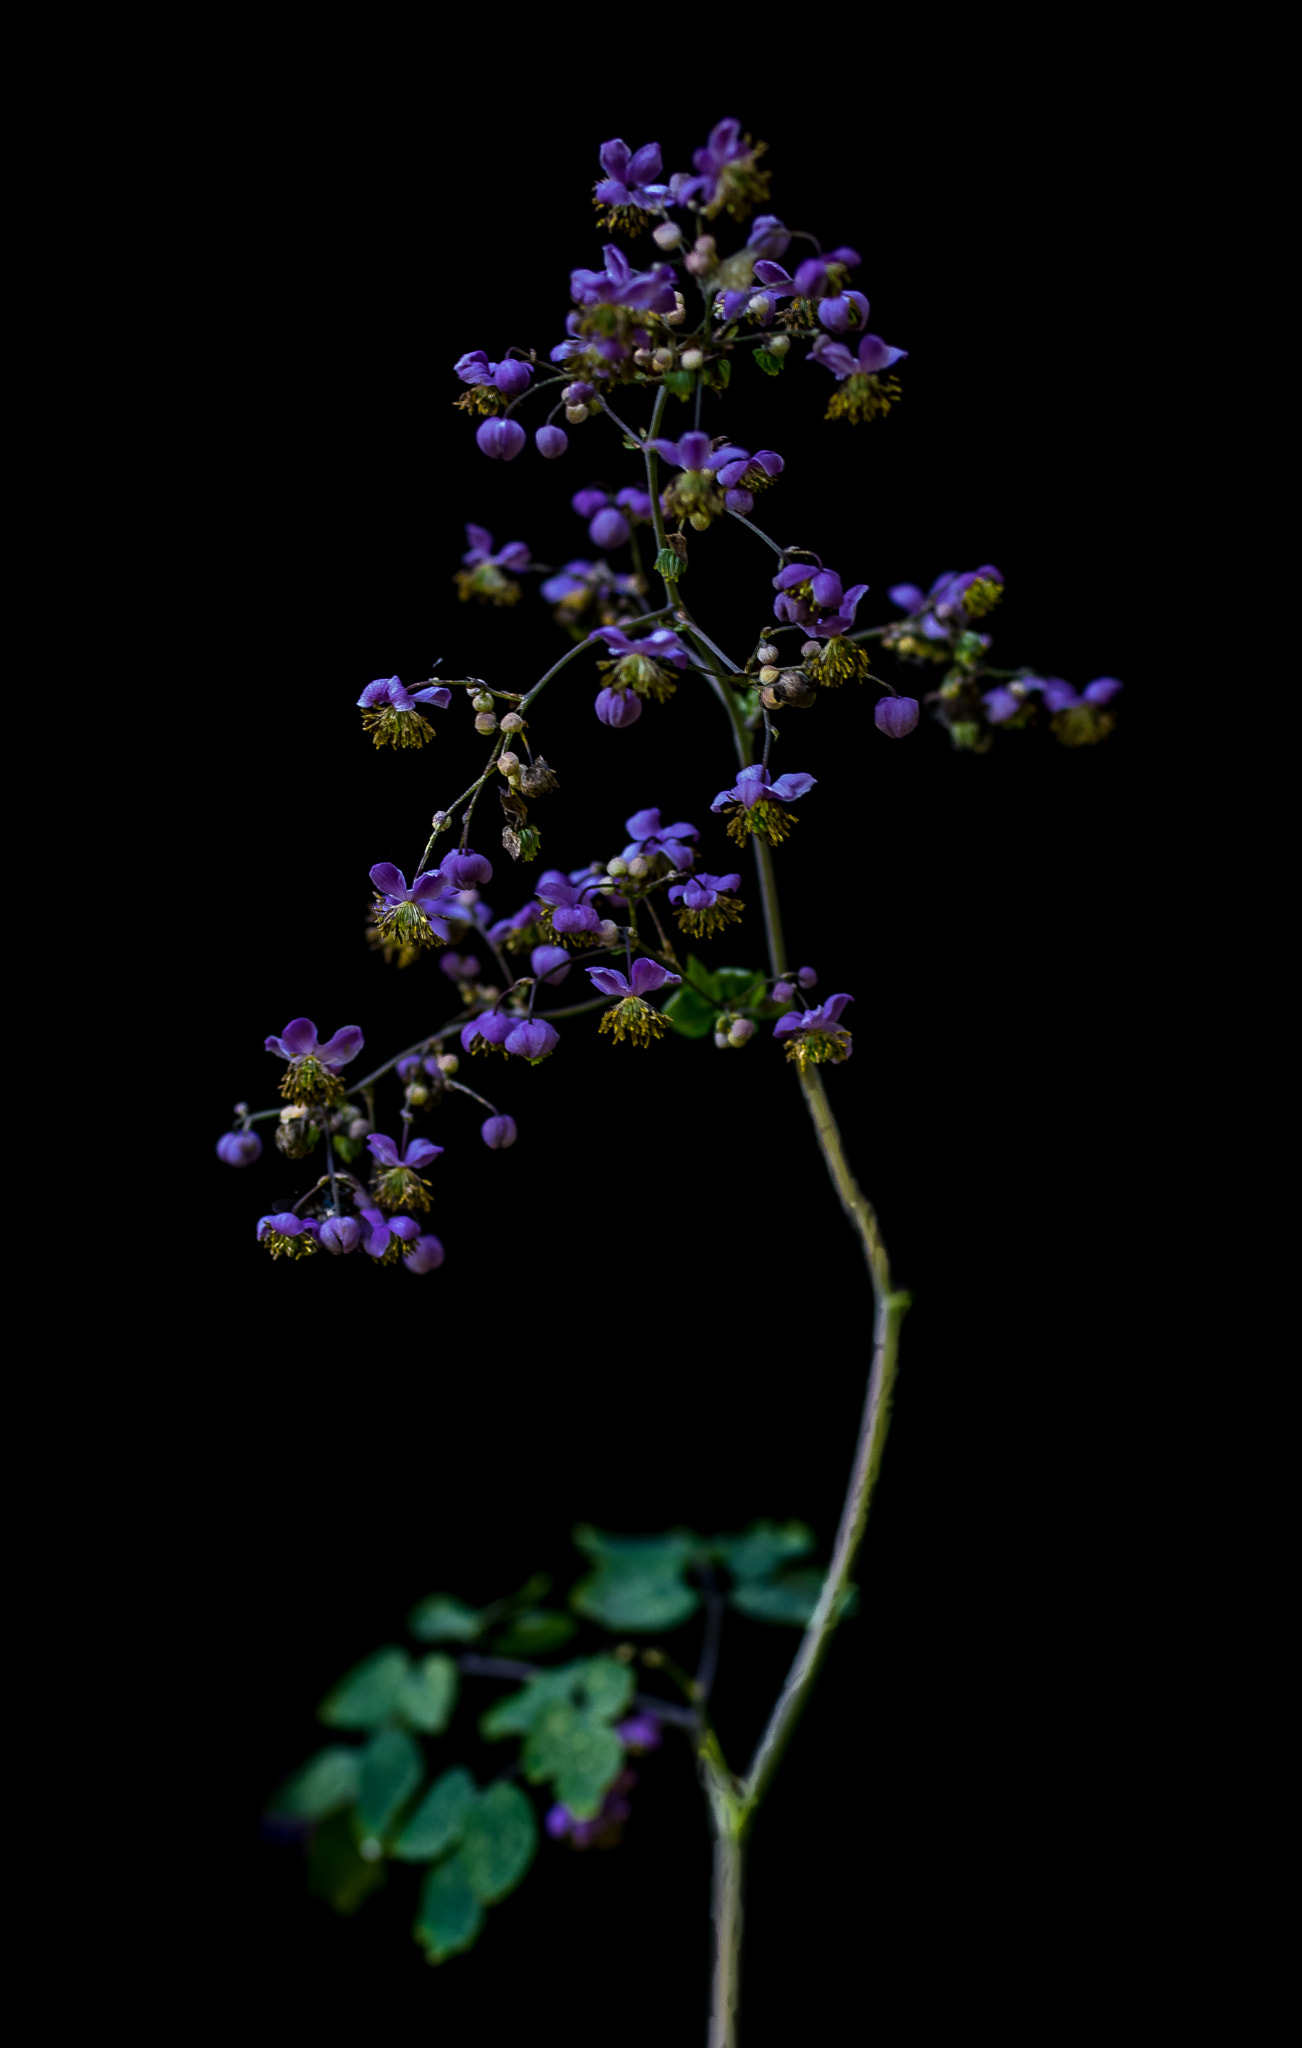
[694,234,717,258]
[684,251,711,275]
[493,358,531,397]
[665,294,686,326]
[652,221,682,250]
[348,1116,371,1141]
[319,1216,362,1256]
[535,424,568,458]
[475,711,497,735]
[713,1029,730,1048]
[475,418,525,461]
[689,512,711,531]
[500,711,525,732]
[680,348,704,371]
[590,507,631,549]
[759,665,781,685]
[727,1018,756,1046]
[497,751,520,776]
[767,333,790,356]
[562,381,595,404]
[797,966,817,987]
[633,349,654,368]
[652,347,676,370]
[595,687,642,727]
[565,405,589,424]
[757,643,779,665]
[801,640,822,660]
[747,294,771,317]
[471,690,494,713]
[481,1113,518,1149]
[216,1130,262,1166]
[627,856,649,879]
[606,857,629,877]
[405,1234,445,1274]
[875,695,920,739]
[596,919,620,946]
[772,980,795,1004]
[437,1054,459,1075]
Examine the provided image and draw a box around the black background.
[172,39,1157,2039]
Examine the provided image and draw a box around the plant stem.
[708,1827,744,2048]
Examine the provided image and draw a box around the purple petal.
[1082,677,1123,705]
[369,862,408,898]
[875,697,919,738]
[506,1019,559,1060]
[628,141,662,185]
[769,772,815,801]
[675,431,713,470]
[404,1139,444,1170]
[587,967,630,997]
[366,1133,402,1167]
[315,1025,364,1068]
[277,1019,319,1058]
[772,1012,803,1037]
[857,335,907,372]
[411,685,452,708]
[531,944,571,985]
[629,958,680,995]
[405,1234,445,1273]
[821,994,854,1024]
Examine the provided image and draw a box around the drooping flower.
[589,625,693,705]
[481,1114,518,1149]
[648,429,749,531]
[505,1018,559,1063]
[216,1130,263,1167]
[265,1019,365,1107]
[770,564,871,684]
[810,330,908,424]
[531,943,571,986]
[1024,674,1123,746]
[595,686,642,727]
[570,244,678,315]
[368,863,459,952]
[875,695,920,738]
[668,870,744,937]
[710,763,816,846]
[455,526,531,606]
[319,1215,363,1256]
[621,807,700,869]
[883,567,1004,666]
[475,417,526,461]
[356,675,453,749]
[454,350,534,405]
[440,847,494,890]
[535,424,568,458]
[714,447,784,517]
[257,1212,321,1261]
[405,1233,445,1273]
[593,138,670,230]
[460,1008,514,1057]
[356,1206,422,1265]
[773,993,854,1072]
[669,119,770,221]
[366,1132,443,1212]
[588,957,682,1046]
[535,873,605,944]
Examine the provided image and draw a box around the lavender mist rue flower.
[257,1212,321,1261]
[588,958,682,1046]
[366,1132,443,1212]
[668,871,744,937]
[480,1114,518,1149]
[461,1008,513,1057]
[648,430,748,531]
[710,763,816,847]
[319,1215,363,1256]
[670,118,770,222]
[714,447,784,517]
[356,1207,422,1265]
[590,625,692,705]
[593,138,670,230]
[368,864,457,952]
[535,872,605,944]
[356,676,453,750]
[773,993,855,1072]
[621,807,700,871]
[875,696,920,738]
[404,1232,445,1273]
[505,1018,559,1064]
[216,1130,262,1166]
[455,526,531,606]
[454,351,534,415]
[265,1019,365,1107]
[771,564,871,685]
[475,418,526,461]
[810,329,909,424]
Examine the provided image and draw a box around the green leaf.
[682,956,721,1002]
[710,1519,817,1582]
[728,1571,860,1626]
[569,1531,700,1632]
[661,369,694,402]
[318,1647,409,1729]
[267,1745,361,1822]
[460,1782,539,1903]
[574,1657,635,1722]
[414,1850,484,1962]
[654,547,684,581]
[704,357,731,389]
[754,349,785,376]
[407,1595,485,1643]
[392,1765,478,1862]
[661,984,716,1039]
[478,1664,581,1742]
[523,1701,624,1820]
[710,966,766,1009]
[396,1653,459,1734]
[357,1726,424,1839]
[489,1609,579,1658]
[307,1811,387,1916]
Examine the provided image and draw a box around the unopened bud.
[652,221,682,250]
[606,856,629,877]
[757,643,779,665]
[747,293,771,317]
[652,347,675,370]
[406,1082,429,1107]
[767,333,790,356]
[680,348,704,371]
[437,1053,459,1074]
[759,665,781,685]
[475,711,497,735]
[565,404,588,424]
[627,856,649,879]
[684,251,711,275]
[634,348,653,367]
[431,809,450,832]
[665,293,686,326]
[497,751,520,775]
[694,234,717,258]
[472,690,495,712]
[728,1018,756,1046]
[713,1029,730,1049]
[348,1116,371,1141]
[596,919,620,946]
[689,512,711,531]
[801,640,822,661]
[500,711,525,732]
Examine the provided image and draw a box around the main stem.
[690,594,908,2047]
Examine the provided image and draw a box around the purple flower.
[798,966,817,988]
[810,330,908,381]
[476,418,526,461]
[216,1130,262,1167]
[461,1009,514,1056]
[535,873,604,936]
[505,1018,559,1062]
[648,429,748,473]
[1027,675,1123,713]
[366,1132,444,1172]
[668,871,740,909]
[319,1215,363,1256]
[265,1020,364,1104]
[770,563,869,638]
[455,350,532,398]
[570,244,678,314]
[546,1767,639,1849]
[773,993,855,1073]
[711,764,816,848]
[357,675,452,714]
[875,696,919,738]
[405,1233,446,1273]
[587,958,680,999]
[981,687,1024,725]
[594,138,669,215]
[461,526,530,575]
[481,1114,518,1149]
[493,358,531,398]
[615,1714,662,1753]
[668,868,744,937]
[669,118,769,220]
[747,214,790,260]
[587,958,681,1048]
[622,807,699,867]
[369,864,459,951]
[590,506,630,550]
[441,847,493,889]
[591,627,692,670]
[595,687,642,727]
[356,1207,421,1263]
[714,447,784,516]
[257,1212,321,1260]
[531,944,571,985]
[535,425,568,458]
[440,951,481,982]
